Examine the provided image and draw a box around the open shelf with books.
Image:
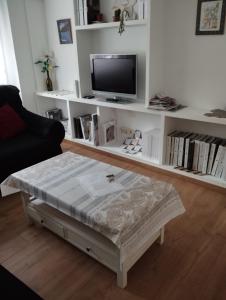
[163,117,226,187]
[34,0,226,190]
[36,91,226,189]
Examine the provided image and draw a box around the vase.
[46,71,53,91]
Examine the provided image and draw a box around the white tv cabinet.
[36,91,226,190]
[35,0,226,190]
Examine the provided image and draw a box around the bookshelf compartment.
[69,101,98,140]
[163,117,226,184]
[37,96,69,118]
[164,117,226,139]
[74,0,147,27]
[97,106,162,164]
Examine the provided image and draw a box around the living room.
[0,0,226,299]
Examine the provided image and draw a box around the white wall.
[149,0,164,98]
[8,0,226,111]
[163,0,226,110]
[25,0,49,92]
[0,0,20,87]
[7,0,48,112]
[44,0,78,91]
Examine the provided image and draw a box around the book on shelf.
[165,130,177,165]
[73,117,83,139]
[173,131,184,166]
[91,113,99,146]
[74,113,99,144]
[207,138,222,175]
[138,0,147,20]
[178,132,192,167]
[74,0,88,26]
[192,135,206,171]
[187,140,195,171]
[215,146,226,178]
[83,0,88,25]
[184,133,197,169]
[212,141,226,177]
[197,136,210,173]
[169,131,180,165]
[202,136,216,174]
[166,131,226,181]
[221,154,226,181]
[79,114,92,140]
[103,120,117,145]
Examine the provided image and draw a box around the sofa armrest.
[21,109,65,144]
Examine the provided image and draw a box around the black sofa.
[0,85,65,195]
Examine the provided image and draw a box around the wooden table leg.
[21,192,33,225]
[158,227,165,245]
[117,265,127,288]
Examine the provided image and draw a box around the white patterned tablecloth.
[3,152,185,248]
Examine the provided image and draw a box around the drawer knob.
[86,247,91,252]
[41,220,44,224]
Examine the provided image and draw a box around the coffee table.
[3,152,185,288]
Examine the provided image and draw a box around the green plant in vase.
[35,55,58,91]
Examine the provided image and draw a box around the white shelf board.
[163,165,226,189]
[69,137,160,166]
[75,20,147,31]
[165,106,226,126]
[37,91,226,126]
[36,91,76,101]
[69,97,162,115]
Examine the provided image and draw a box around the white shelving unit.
[36,91,226,189]
[36,1,226,190]
[75,20,147,31]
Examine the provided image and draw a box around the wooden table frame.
[21,192,164,288]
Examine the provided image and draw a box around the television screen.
[90,55,136,96]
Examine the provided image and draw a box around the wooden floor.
[1,141,226,300]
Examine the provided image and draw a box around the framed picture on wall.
[196,0,226,35]
[57,19,73,44]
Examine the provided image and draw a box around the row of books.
[166,131,226,180]
[74,113,99,146]
[137,0,148,20]
[75,0,99,26]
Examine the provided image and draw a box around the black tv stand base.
[105,97,132,104]
[106,97,121,102]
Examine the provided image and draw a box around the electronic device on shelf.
[90,54,137,102]
[83,95,95,99]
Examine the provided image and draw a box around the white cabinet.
[36,91,226,189]
[36,1,226,190]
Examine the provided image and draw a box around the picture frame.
[57,19,73,44]
[103,120,117,145]
[196,0,226,35]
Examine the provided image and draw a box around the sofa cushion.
[0,104,27,140]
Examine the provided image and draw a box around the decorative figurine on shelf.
[112,0,137,35]
[35,54,58,91]
[113,9,121,22]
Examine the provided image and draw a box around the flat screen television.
[90,54,137,101]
